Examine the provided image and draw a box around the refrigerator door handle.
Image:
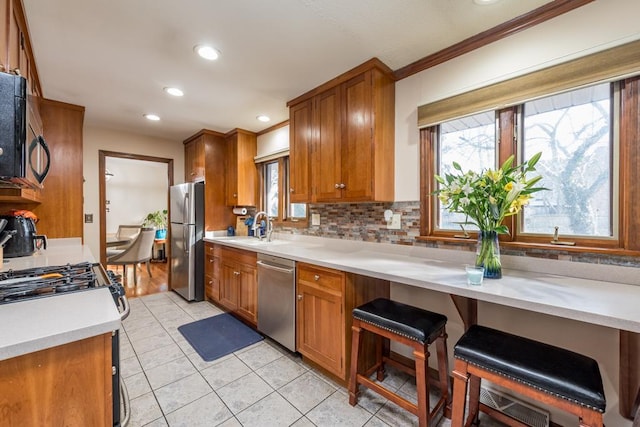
[183,192,190,224]
[183,226,189,254]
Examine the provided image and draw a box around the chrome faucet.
[252,211,273,242]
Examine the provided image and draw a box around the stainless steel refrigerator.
[170,182,204,301]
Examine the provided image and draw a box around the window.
[421,79,640,251]
[520,83,614,238]
[264,161,279,218]
[437,111,496,231]
[259,157,307,223]
[285,158,307,220]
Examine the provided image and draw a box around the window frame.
[257,156,308,227]
[420,75,640,255]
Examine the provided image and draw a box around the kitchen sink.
[222,238,289,247]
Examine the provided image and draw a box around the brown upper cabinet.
[225,129,257,207]
[2,0,41,97]
[183,130,234,231]
[287,58,395,203]
[0,0,7,71]
[184,135,205,182]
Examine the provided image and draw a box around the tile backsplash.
[277,201,640,269]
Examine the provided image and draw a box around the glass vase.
[476,230,502,279]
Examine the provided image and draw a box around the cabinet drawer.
[205,243,219,256]
[298,263,344,293]
[221,246,256,266]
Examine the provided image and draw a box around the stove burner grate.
[0,262,105,303]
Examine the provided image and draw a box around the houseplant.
[143,209,168,239]
[434,153,546,278]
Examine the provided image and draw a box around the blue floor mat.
[178,313,264,362]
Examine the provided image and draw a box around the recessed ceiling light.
[256,115,270,123]
[164,87,184,97]
[144,114,160,121]
[194,45,221,61]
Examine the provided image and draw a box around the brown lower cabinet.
[205,245,389,383]
[296,262,389,383]
[216,246,258,325]
[205,242,220,302]
[0,333,113,426]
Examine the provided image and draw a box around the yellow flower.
[485,169,503,182]
[438,193,449,204]
[504,182,514,192]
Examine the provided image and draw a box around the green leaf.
[495,225,510,234]
[452,162,462,171]
[434,175,445,184]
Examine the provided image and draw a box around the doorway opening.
[99,150,174,297]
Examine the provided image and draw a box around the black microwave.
[0,72,50,188]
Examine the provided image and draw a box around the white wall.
[83,126,184,258]
[105,157,168,234]
[392,1,640,425]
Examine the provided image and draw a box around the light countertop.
[1,238,96,271]
[0,239,121,361]
[205,234,640,333]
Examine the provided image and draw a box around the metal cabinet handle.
[334,184,340,189]
[314,274,320,281]
[297,295,303,300]
[290,188,294,193]
[340,183,346,189]
[234,271,240,276]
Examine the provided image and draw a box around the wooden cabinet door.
[184,137,204,182]
[0,333,113,426]
[226,130,257,207]
[219,261,238,311]
[236,263,257,324]
[341,71,373,201]
[235,131,257,206]
[313,87,343,202]
[289,99,312,203]
[225,133,238,205]
[0,0,7,72]
[296,264,345,378]
[7,0,21,74]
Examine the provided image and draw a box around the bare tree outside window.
[521,83,612,237]
[437,111,496,230]
[265,161,279,218]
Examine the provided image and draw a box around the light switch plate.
[311,213,320,226]
[388,213,401,230]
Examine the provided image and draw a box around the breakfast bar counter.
[207,234,640,424]
[206,235,640,333]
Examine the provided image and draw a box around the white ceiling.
[22,0,552,141]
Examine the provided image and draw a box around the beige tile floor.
[121,291,503,427]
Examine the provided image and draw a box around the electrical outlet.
[84,214,93,223]
[388,213,401,230]
[311,213,320,226]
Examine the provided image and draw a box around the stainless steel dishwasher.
[257,253,297,352]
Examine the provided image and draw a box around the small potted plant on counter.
[143,209,168,239]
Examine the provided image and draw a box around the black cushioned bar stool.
[451,325,606,427]
[348,298,451,427]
